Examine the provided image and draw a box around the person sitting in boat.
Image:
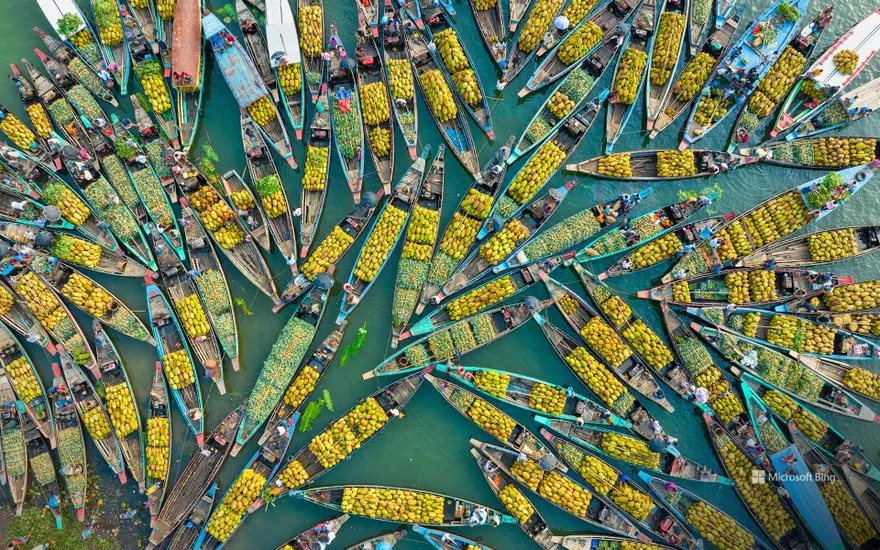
[440,533,463,548]
[240,19,258,34]
[468,506,488,526]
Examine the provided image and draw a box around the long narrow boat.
[292,483,516,527]
[415,525,494,550]
[93,118,151,223]
[0,369,27,514]
[126,0,158,47]
[735,224,880,269]
[297,0,326,103]
[145,361,171,527]
[128,95,178,201]
[726,8,832,151]
[693,322,880,423]
[148,404,245,548]
[254,373,422,507]
[426,372,570,468]
[679,0,809,149]
[50,363,88,521]
[554,535,677,550]
[747,137,880,170]
[354,0,380,37]
[604,0,658,154]
[0,192,66,235]
[416,138,513,316]
[664,163,879,283]
[172,159,280,302]
[22,401,62,527]
[34,0,108,79]
[841,466,880,533]
[686,0,711,55]
[273,515,350,550]
[356,12,395,190]
[56,350,126,482]
[786,351,880,406]
[390,147,444,346]
[32,28,116,107]
[219,170,271,251]
[203,11,295,166]
[297,87,332,256]
[146,282,204,440]
[0,276,53,353]
[509,0,531,33]
[233,283,329,454]
[171,0,205,151]
[780,77,880,141]
[771,9,880,140]
[495,0,567,90]
[327,23,365,200]
[278,193,380,308]
[0,102,57,172]
[0,322,53,443]
[645,0,690,128]
[236,0,281,102]
[241,113,298,264]
[467,0,506,67]
[0,151,42,200]
[90,0,131,93]
[93,320,144,490]
[196,415,298,550]
[648,4,744,139]
[267,0,306,138]
[181,205,240,371]
[639,471,770,550]
[338,147,429,325]
[5,71,64,171]
[146,224,224,392]
[363,299,548,379]
[166,483,217,550]
[257,321,348,446]
[380,5,418,159]
[155,0,177,74]
[346,531,406,550]
[569,150,756,179]
[403,19,479,176]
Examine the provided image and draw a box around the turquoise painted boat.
[90,0,131,93]
[327,22,365,200]
[166,483,217,550]
[414,525,495,550]
[0,321,54,443]
[34,0,108,79]
[145,360,171,528]
[346,530,406,550]
[267,0,306,139]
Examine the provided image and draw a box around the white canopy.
[265,0,302,68]
[35,0,87,38]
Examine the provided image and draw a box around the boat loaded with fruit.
[298,87,332,257]
[381,0,418,158]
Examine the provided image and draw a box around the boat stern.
[362,370,376,380]
[231,356,240,372]
[677,139,689,151]
[597,271,610,281]
[646,118,655,131]
[76,507,85,522]
[637,290,651,299]
[295,127,303,140]
[230,441,243,457]
[408,144,417,160]
[196,432,204,446]
[118,471,128,484]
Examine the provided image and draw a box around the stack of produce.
[393,256,428,324]
[433,29,482,106]
[842,368,880,400]
[354,206,407,282]
[505,141,566,208]
[278,457,309,488]
[474,370,510,397]
[749,190,810,247]
[475,0,497,8]
[407,206,439,247]
[713,392,745,423]
[135,60,172,114]
[388,60,414,99]
[499,484,534,524]
[68,56,107,99]
[134,170,174,226]
[466,397,515,440]
[450,323,477,350]
[621,320,673,369]
[47,96,77,129]
[175,294,210,338]
[331,93,362,158]
[247,97,276,127]
[834,50,859,74]
[157,0,176,19]
[723,222,752,255]
[254,175,287,218]
[656,150,695,177]
[42,182,90,226]
[693,95,729,126]
[565,346,627,406]
[523,209,601,259]
[427,329,454,359]
[67,86,102,120]
[823,281,880,312]
[447,277,516,321]
[819,480,875,546]
[93,0,123,45]
[480,220,530,263]
[831,313,880,337]
[511,457,545,490]
[60,273,113,318]
[301,226,354,279]
[6,357,42,403]
[105,383,137,437]
[30,450,55,485]
[3,430,25,477]
[750,270,777,303]
[277,63,302,95]
[600,432,660,468]
[306,397,388,468]
[102,154,138,206]
[215,223,244,249]
[558,22,604,65]
[685,501,755,550]
[82,404,111,439]
[562,442,618,494]
[360,82,390,126]
[519,0,564,53]
[461,189,493,219]
[748,47,806,117]
[144,140,173,181]
[340,487,444,523]
[298,6,323,56]
[370,127,391,156]
[0,285,14,316]
[162,349,195,389]
[597,290,631,327]
[525,118,553,144]
[420,70,457,122]
[437,213,481,262]
[672,281,690,303]
[450,70,482,106]
[145,417,169,478]
[808,228,859,262]
[529,382,566,415]
[25,104,51,138]
[14,272,65,330]
[282,365,320,409]
[231,189,255,209]
[557,71,596,107]
[650,13,685,85]
[537,470,591,516]
[801,79,828,101]
[56,426,86,494]
[762,389,828,441]
[84,179,141,241]
[614,49,647,104]
[598,154,632,177]
[193,269,235,340]
[811,138,876,167]
[547,92,575,119]
[562,0,597,25]
[581,317,632,367]
[630,233,683,269]
[206,469,267,541]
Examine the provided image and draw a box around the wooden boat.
[0,369,27,514]
[267,0,305,138]
[664,163,879,283]
[604,0,657,154]
[788,352,880,406]
[297,0,326,103]
[355,14,395,189]
[147,404,245,548]
[0,322,54,443]
[686,0,711,56]
[840,466,880,534]
[415,138,514,316]
[166,483,217,550]
[648,4,744,139]
[326,23,365,200]
[172,160,280,303]
[93,320,144,490]
[644,0,690,127]
[91,118,150,222]
[196,415,298,550]
[346,531,406,550]
[156,0,176,74]
[51,363,89,520]
[0,155,41,199]
[89,0,131,93]
[780,77,880,141]
[22,401,63,527]
[401,0,422,29]
[438,180,575,301]
[291,483,516,526]
[639,471,770,550]
[241,113,298,264]
[0,275,53,352]
[381,5,418,159]
[273,515,350,550]
[524,0,638,98]
[126,0,159,47]
[234,282,329,454]
[692,322,880,423]
[679,0,808,150]
[0,101,58,173]
[203,12,295,166]
[495,0,567,91]
[569,150,757,179]
[468,0,506,67]
[426,372,570,468]
[56,351,126,482]
[256,373,422,506]
[472,439,643,536]
[355,0,381,37]
[297,88,332,255]
[390,146,444,346]
[771,9,880,140]
[415,525,494,550]
[236,0,280,101]
[403,18,479,176]
[180,206,239,371]
[146,360,171,527]
[746,137,880,170]
[34,0,108,78]
[364,299,547,379]
[128,95,179,201]
[338,147,429,325]
[146,282,205,440]
[543,276,674,412]
[553,535,677,550]
[171,0,205,151]
[726,8,832,151]
[6,69,65,171]
[257,321,348,446]
[219,170,271,251]
[736,224,880,269]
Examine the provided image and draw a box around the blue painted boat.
[781,76,880,141]
[414,525,495,550]
[90,0,131,93]
[327,22,365,201]
[166,483,218,550]
[34,0,109,80]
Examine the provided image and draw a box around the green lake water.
[0,0,879,547]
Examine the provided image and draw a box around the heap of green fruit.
[823,281,880,312]
[810,137,876,167]
[740,312,758,337]
[581,317,632,367]
[499,483,534,524]
[746,191,811,248]
[408,205,439,246]
[529,382,566,415]
[94,0,123,45]
[105,383,138,437]
[277,63,302,95]
[283,365,320,408]
[830,312,880,337]
[360,82,390,126]
[0,285,13,315]
[834,50,859,74]
[480,220,530,263]
[622,319,673,369]
[135,60,172,114]
[650,13,685,85]
[559,293,579,314]
[302,226,355,279]
[522,209,601,260]
[511,457,544,490]
[308,398,389,468]
[672,281,691,303]
[145,417,169,478]
[565,346,626,406]
[475,0,497,8]
[673,53,714,101]
[842,368,880,400]
[278,458,309,488]
[712,392,744,424]
[439,214,481,260]
[388,60,414,99]
[820,479,875,546]
[508,141,566,204]
[519,0,564,53]
[749,270,777,303]
[685,501,755,550]
[537,470,591,516]
[600,295,631,327]
[303,146,329,191]
[723,272,750,304]
[562,0,598,25]
[694,96,728,126]
[370,127,391,157]
[402,241,431,262]
[614,49,647,105]
[447,277,516,321]
[548,92,576,119]
[420,70,457,122]
[175,294,210,338]
[354,206,407,282]
[51,235,102,268]
[215,224,244,249]
[435,29,470,73]
[15,272,65,330]
[451,70,483,107]
[157,0,176,19]
[748,47,806,117]
[610,481,653,521]
[298,6,323,57]
[163,349,195,389]
[467,397,516,440]
[558,22,604,66]
[340,487,444,523]
[762,389,828,441]
[42,182,90,226]
[6,357,41,403]
[25,104,51,138]
[474,370,510,397]
[206,469,267,542]
[247,96,276,127]
[461,189,494,219]
[629,234,682,268]
[82,404,111,439]
[601,432,660,468]
[656,150,695,177]
[255,175,287,218]
[598,153,632,178]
